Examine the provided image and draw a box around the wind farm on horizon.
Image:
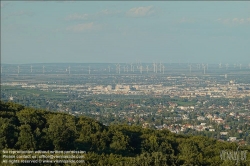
[1,62,250,76]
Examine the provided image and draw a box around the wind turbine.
[225,63,229,70]
[219,63,222,69]
[202,64,206,75]
[30,65,33,73]
[153,63,156,73]
[108,66,110,73]
[189,64,192,74]
[116,64,120,74]
[136,62,139,70]
[197,64,200,69]
[116,64,118,73]
[155,63,158,73]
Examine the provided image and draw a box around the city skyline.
[1,1,250,64]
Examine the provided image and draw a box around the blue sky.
[1,1,250,64]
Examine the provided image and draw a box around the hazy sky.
[1,1,250,64]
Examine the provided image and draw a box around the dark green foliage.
[0,101,250,166]
[47,114,77,150]
[15,124,36,150]
[0,117,19,149]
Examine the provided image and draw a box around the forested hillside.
[0,101,249,166]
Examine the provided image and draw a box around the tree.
[110,131,129,152]
[47,114,76,150]
[0,118,18,149]
[15,124,36,150]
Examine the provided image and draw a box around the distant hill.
[0,101,249,166]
